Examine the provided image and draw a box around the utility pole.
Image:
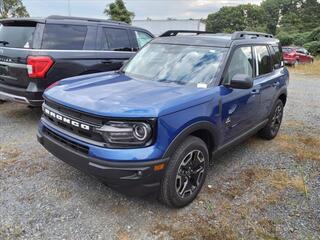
[67,0,71,16]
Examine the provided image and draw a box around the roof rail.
[232,31,273,40]
[47,15,129,25]
[159,30,215,37]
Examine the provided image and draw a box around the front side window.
[103,28,131,51]
[297,48,307,54]
[42,24,87,50]
[254,45,272,76]
[224,46,253,84]
[123,43,227,86]
[135,31,153,48]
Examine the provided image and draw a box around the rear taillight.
[27,56,54,78]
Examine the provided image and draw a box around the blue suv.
[37,31,289,208]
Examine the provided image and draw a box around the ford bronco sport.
[0,15,153,106]
[37,31,289,208]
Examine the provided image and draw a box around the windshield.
[123,43,227,86]
[282,48,294,53]
[0,23,36,48]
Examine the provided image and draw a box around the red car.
[283,47,314,66]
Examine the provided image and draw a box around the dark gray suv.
[0,15,153,106]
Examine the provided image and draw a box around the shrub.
[303,41,320,56]
[307,27,320,42]
[277,32,293,46]
[292,32,311,46]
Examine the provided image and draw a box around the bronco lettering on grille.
[44,108,90,131]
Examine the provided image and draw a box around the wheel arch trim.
[162,121,219,159]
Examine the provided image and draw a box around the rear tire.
[160,136,209,208]
[259,99,284,140]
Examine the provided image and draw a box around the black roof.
[0,15,128,26]
[154,31,279,48]
[0,15,153,35]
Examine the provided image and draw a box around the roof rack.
[232,31,273,40]
[47,15,129,25]
[159,30,215,37]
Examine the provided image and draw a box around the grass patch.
[153,218,237,240]
[116,229,130,240]
[288,59,320,75]
[0,224,25,240]
[276,134,320,161]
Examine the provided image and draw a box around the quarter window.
[225,46,253,84]
[135,31,153,48]
[271,45,283,69]
[42,24,87,50]
[103,28,131,51]
[254,45,272,76]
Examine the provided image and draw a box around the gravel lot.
[0,72,319,240]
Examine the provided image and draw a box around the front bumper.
[0,82,43,106]
[37,124,168,197]
[284,58,296,65]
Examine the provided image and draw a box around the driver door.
[219,46,261,144]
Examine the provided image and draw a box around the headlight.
[95,121,153,147]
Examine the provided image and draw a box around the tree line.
[206,0,320,55]
[1,0,319,55]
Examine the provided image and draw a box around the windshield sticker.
[197,83,208,89]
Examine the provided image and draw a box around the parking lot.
[0,71,319,239]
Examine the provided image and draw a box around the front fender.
[162,121,219,159]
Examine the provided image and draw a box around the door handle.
[273,81,280,87]
[251,89,260,95]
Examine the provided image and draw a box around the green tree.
[0,0,29,18]
[104,0,134,24]
[298,0,320,32]
[260,0,282,35]
[206,4,267,33]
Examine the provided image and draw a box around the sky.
[23,0,264,20]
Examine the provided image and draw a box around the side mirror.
[228,74,253,89]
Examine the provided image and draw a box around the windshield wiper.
[158,79,185,85]
[0,41,9,46]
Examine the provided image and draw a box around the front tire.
[160,136,209,208]
[259,99,284,140]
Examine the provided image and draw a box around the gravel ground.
[0,72,319,240]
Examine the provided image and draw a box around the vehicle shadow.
[0,102,42,124]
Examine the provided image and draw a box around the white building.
[132,19,206,36]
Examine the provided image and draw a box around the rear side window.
[0,22,36,48]
[41,24,87,50]
[271,45,283,69]
[254,46,272,76]
[103,28,131,51]
[225,46,253,84]
[134,31,153,48]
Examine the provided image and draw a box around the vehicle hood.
[44,72,214,118]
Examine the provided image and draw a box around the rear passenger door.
[253,45,281,119]
[96,26,135,71]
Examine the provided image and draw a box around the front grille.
[45,99,104,125]
[44,127,89,155]
[43,101,105,143]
